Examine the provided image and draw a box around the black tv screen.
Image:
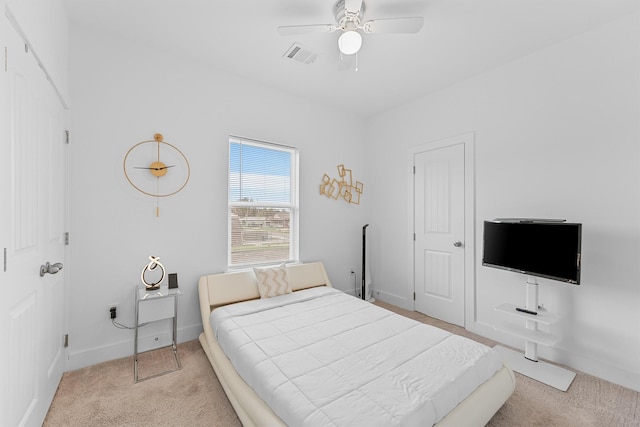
[482,220,582,284]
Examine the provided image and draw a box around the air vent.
[283,43,318,65]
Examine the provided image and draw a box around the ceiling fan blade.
[344,0,364,14]
[277,24,338,36]
[362,16,424,34]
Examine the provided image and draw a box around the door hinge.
[64,232,69,245]
[65,130,70,144]
[413,292,416,301]
[413,165,415,174]
[64,334,69,348]
[413,233,416,241]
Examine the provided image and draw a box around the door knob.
[40,262,63,277]
[453,241,463,248]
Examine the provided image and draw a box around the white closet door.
[414,143,465,326]
[1,17,67,427]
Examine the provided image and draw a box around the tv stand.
[493,277,576,391]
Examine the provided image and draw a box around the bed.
[198,262,515,426]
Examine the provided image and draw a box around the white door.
[414,143,465,326]
[0,18,67,427]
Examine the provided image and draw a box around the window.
[228,137,298,268]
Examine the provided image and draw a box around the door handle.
[453,241,463,248]
[40,262,63,277]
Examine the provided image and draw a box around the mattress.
[210,287,504,427]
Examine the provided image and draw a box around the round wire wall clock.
[123,133,190,216]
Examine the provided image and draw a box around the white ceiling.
[61,0,638,117]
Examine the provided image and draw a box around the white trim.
[468,318,640,392]
[4,4,69,109]
[227,137,299,269]
[66,323,202,371]
[408,132,475,328]
[375,289,413,311]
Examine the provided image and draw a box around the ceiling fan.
[277,0,424,56]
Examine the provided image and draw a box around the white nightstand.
[134,286,182,382]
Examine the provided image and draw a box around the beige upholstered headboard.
[199,262,331,309]
[198,262,332,345]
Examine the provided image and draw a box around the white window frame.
[227,136,299,269]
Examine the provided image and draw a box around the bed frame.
[198,262,515,426]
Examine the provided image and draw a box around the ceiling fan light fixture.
[338,30,362,55]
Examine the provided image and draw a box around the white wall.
[365,13,640,391]
[5,0,69,104]
[66,27,367,369]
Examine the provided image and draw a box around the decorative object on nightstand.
[168,272,179,289]
[320,164,363,205]
[123,133,190,217]
[140,255,165,291]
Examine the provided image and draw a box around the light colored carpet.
[44,340,241,427]
[44,302,639,427]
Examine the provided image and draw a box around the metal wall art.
[320,164,363,205]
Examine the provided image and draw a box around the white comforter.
[210,287,503,427]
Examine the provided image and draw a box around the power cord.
[352,270,360,298]
[111,319,148,330]
[109,306,148,329]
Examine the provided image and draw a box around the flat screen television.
[482,219,582,284]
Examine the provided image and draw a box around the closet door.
[1,17,67,427]
[414,143,466,326]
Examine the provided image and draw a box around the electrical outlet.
[108,304,118,319]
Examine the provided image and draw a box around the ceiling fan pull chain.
[355,52,359,72]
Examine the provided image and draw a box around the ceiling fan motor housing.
[334,0,365,31]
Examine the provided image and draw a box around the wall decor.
[320,164,363,205]
[123,133,190,217]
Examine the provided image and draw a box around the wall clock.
[123,133,190,216]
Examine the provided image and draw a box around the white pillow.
[253,263,292,298]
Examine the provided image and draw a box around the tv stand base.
[494,345,576,391]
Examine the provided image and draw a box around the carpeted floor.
[44,339,241,427]
[44,301,639,427]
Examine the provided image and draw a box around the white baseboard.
[371,289,412,311]
[468,319,640,392]
[66,323,202,371]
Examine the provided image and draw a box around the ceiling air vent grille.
[283,43,318,65]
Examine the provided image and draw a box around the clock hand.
[134,165,176,171]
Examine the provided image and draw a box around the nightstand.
[134,286,182,382]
